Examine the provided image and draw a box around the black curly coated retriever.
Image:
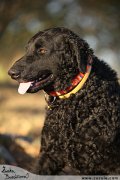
[8,27,120,175]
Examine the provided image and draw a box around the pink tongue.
[18,82,32,95]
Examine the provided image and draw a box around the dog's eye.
[38,48,47,55]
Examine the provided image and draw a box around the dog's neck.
[45,56,93,99]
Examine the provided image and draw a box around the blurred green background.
[0,0,120,171]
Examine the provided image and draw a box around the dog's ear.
[68,37,93,73]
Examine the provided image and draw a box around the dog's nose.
[8,69,20,80]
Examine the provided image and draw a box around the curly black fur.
[8,27,120,175]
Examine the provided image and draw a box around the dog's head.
[8,27,93,94]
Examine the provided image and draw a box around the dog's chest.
[43,98,84,141]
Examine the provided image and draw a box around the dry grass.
[0,87,46,135]
[0,85,46,165]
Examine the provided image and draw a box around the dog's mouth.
[18,74,54,94]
